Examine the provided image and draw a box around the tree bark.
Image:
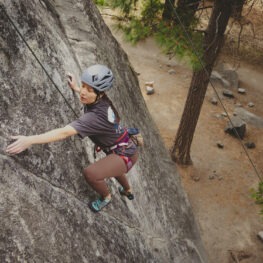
[171,0,235,164]
[231,0,246,20]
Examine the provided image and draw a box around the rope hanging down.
[167,0,262,181]
[1,6,79,118]
[2,4,262,181]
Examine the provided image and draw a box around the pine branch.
[196,5,213,11]
[101,13,127,21]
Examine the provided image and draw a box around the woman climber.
[6,64,139,212]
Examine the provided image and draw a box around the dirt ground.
[102,12,263,263]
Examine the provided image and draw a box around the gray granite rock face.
[0,1,207,262]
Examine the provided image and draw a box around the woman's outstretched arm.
[6,125,78,154]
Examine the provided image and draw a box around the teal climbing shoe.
[118,187,134,200]
[89,197,111,212]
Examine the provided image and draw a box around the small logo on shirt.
[107,107,116,123]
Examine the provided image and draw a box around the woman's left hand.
[6,136,32,154]
[67,73,80,93]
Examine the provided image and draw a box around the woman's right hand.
[67,73,80,93]
[6,136,32,155]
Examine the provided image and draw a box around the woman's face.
[79,82,97,104]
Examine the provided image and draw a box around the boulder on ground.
[238,88,246,94]
[245,142,256,149]
[224,116,246,139]
[168,69,176,74]
[258,231,263,242]
[211,69,239,89]
[234,107,263,128]
[146,86,155,95]
[211,97,218,105]
[223,89,234,98]
[216,142,224,148]
[145,81,155,95]
[210,71,230,87]
[221,69,239,89]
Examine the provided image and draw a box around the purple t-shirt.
[70,97,137,157]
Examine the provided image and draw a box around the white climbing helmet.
[81,64,114,92]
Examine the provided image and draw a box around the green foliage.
[114,0,163,43]
[117,18,152,44]
[155,22,203,69]
[109,0,138,15]
[106,0,204,68]
[251,182,263,216]
[140,0,163,23]
[94,0,108,6]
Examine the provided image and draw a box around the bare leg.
[115,152,138,191]
[115,174,130,191]
[83,153,127,198]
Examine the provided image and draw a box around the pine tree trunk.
[171,0,235,164]
[231,0,245,20]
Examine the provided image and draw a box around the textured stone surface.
[0,0,207,262]
[234,107,263,128]
[224,116,246,139]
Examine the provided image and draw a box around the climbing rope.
[1,4,262,181]
[1,5,79,118]
[167,0,262,181]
